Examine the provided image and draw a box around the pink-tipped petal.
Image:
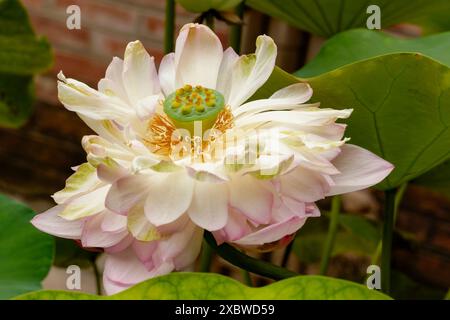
[81,213,128,248]
[106,175,150,215]
[103,249,174,295]
[233,215,307,246]
[31,205,84,239]
[327,144,394,196]
[279,167,331,203]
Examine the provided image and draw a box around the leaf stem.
[204,232,297,280]
[319,195,341,275]
[381,188,397,294]
[281,239,294,268]
[205,10,215,30]
[371,182,407,265]
[91,257,101,295]
[241,269,253,286]
[230,1,245,53]
[199,239,214,272]
[164,0,175,54]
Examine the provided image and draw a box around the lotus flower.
[31,23,393,294]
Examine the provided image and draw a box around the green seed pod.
[176,0,243,13]
[163,85,225,134]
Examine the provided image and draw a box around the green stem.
[204,232,297,280]
[281,239,294,268]
[319,195,341,275]
[205,11,215,30]
[164,0,175,53]
[381,188,397,294]
[371,182,407,265]
[241,269,253,286]
[230,1,245,53]
[199,239,214,272]
[91,257,101,295]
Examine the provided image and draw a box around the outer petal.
[31,205,84,239]
[173,226,203,269]
[174,23,223,89]
[144,171,194,226]
[187,181,228,231]
[229,175,272,224]
[98,57,129,103]
[106,175,151,215]
[81,213,128,248]
[122,40,160,104]
[58,185,110,220]
[159,52,176,96]
[279,167,331,203]
[327,144,394,195]
[227,35,277,109]
[127,204,161,241]
[103,249,174,295]
[233,83,313,118]
[57,72,132,121]
[153,220,199,264]
[52,163,101,204]
[216,47,239,99]
[101,210,128,233]
[233,216,307,246]
[214,208,252,244]
[235,108,353,128]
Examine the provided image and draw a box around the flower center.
[163,84,225,133]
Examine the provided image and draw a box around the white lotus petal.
[145,171,194,226]
[174,23,223,89]
[122,40,160,104]
[187,181,228,231]
[227,35,277,109]
[31,205,84,239]
[159,52,176,96]
[233,83,313,118]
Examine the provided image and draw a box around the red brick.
[34,75,59,106]
[21,0,49,10]
[52,50,108,86]
[90,30,164,64]
[29,15,91,51]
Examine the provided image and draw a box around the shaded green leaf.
[414,159,450,199]
[0,35,52,75]
[0,74,34,128]
[0,0,53,128]
[296,29,450,77]
[246,0,450,38]
[16,272,390,300]
[0,0,52,74]
[0,194,54,299]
